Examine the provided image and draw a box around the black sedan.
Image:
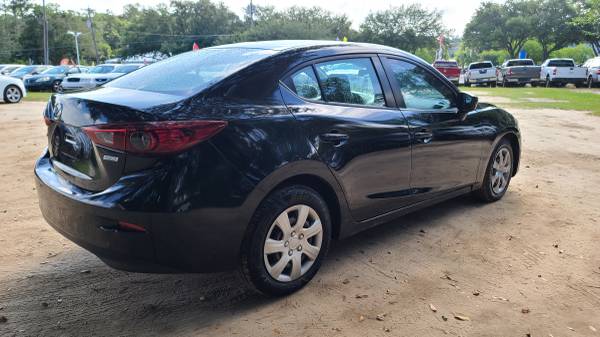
[25,66,85,92]
[35,41,520,295]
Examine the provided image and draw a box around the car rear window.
[105,48,276,96]
[547,60,575,67]
[469,62,493,70]
[506,60,535,67]
[433,61,458,68]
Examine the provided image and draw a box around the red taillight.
[596,69,600,75]
[83,120,227,155]
[552,68,557,75]
[507,68,513,76]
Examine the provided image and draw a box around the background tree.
[464,1,536,58]
[357,4,446,53]
[571,0,600,55]
[533,0,581,59]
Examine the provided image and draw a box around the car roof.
[209,40,412,57]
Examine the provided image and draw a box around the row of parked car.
[0,63,145,104]
[433,57,600,88]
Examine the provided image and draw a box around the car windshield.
[10,66,36,75]
[42,67,67,75]
[470,62,493,69]
[105,48,276,96]
[113,65,141,73]
[89,65,115,74]
[506,60,534,66]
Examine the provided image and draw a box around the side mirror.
[458,92,478,113]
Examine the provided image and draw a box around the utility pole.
[42,0,49,64]
[67,31,82,65]
[86,7,99,64]
[250,0,254,26]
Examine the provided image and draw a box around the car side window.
[385,58,456,110]
[314,58,385,107]
[288,66,322,101]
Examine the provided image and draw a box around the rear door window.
[314,58,385,107]
[287,66,322,101]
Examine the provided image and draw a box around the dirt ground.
[1,98,600,337]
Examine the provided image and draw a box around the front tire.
[241,185,332,296]
[474,140,514,202]
[3,85,22,103]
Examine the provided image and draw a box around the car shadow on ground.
[0,194,492,335]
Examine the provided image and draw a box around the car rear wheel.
[474,140,513,202]
[52,80,61,93]
[241,185,331,296]
[3,85,22,103]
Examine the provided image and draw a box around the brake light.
[553,68,557,75]
[596,69,600,75]
[507,68,513,76]
[83,120,227,154]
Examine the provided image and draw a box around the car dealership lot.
[1,99,600,336]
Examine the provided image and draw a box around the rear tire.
[51,80,61,93]
[474,140,514,203]
[3,85,22,103]
[240,185,332,296]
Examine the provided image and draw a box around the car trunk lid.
[44,88,186,192]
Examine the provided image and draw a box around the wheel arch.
[239,160,352,258]
[501,132,521,176]
[268,174,343,240]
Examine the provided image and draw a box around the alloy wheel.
[490,147,512,195]
[5,86,21,103]
[263,204,323,282]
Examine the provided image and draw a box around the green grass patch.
[24,91,52,102]
[464,87,600,116]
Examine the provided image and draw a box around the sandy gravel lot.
[1,99,599,337]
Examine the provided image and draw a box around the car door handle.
[414,129,433,144]
[319,132,349,146]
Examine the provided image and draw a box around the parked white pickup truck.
[540,58,588,87]
[464,61,496,87]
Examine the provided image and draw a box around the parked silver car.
[583,57,600,88]
[60,63,144,92]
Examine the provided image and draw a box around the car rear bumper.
[35,150,249,273]
[549,77,586,84]
[469,77,495,83]
[506,77,538,83]
[61,82,96,91]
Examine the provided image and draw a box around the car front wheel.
[474,140,514,202]
[241,185,331,296]
[3,85,22,103]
